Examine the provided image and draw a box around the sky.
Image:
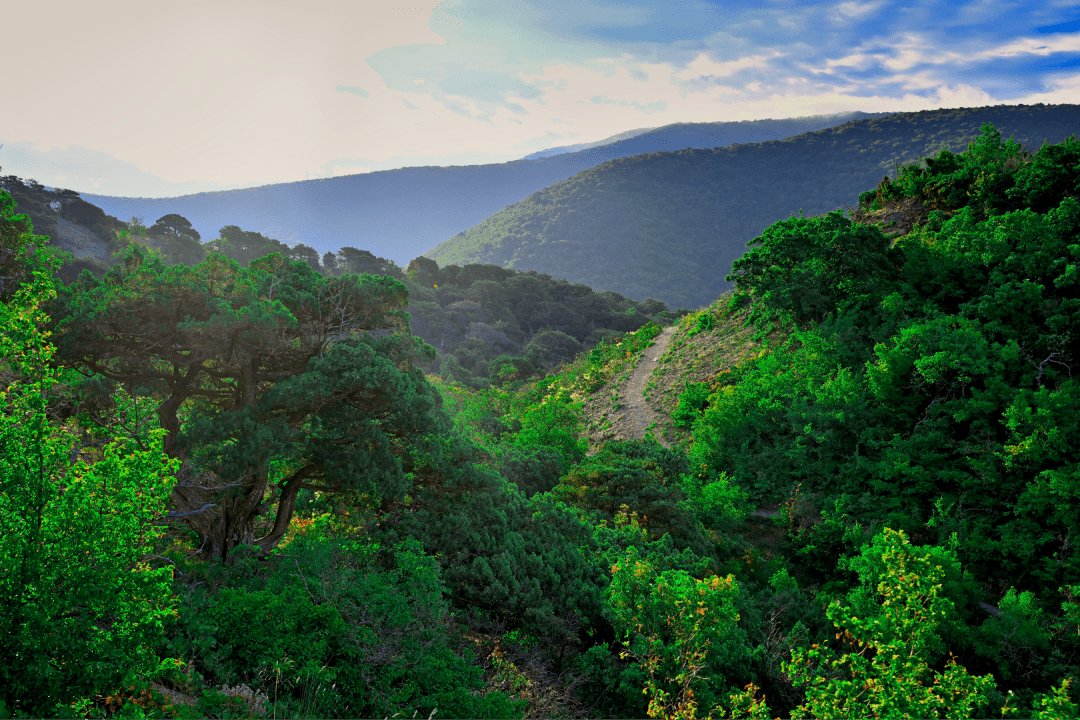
[2,0,1078,198]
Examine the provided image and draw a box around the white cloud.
[672,52,784,82]
[822,29,1080,75]
[336,86,370,98]
[830,1,887,21]
[972,32,1080,60]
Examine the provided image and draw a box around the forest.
[1,121,1079,719]
[0,174,684,390]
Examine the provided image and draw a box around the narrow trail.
[623,326,676,447]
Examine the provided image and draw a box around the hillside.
[77,112,880,267]
[579,292,765,450]
[426,102,1080,309]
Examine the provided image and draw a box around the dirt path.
[621,326,676,447]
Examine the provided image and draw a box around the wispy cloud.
[336,86,370,98]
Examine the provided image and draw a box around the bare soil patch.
[581,327,675,449]
[581,294,777,451]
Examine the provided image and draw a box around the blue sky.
[2,0,1078,197]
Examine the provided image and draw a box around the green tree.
[205,225,288,267]
[607,544,751,720]
[511,392,587,464]
[126,215,148,236]
[489,354,538,386]
[523,329,583,367]
[149,213,201,243]
[51,246,438,562]
[407,255,443,285]
[148,213,205,266]
[552,439,712,557]
[783,528,997,719]
[1006,133,1080,214]
[0,173,55,302]
[0,198,181,717]
[725,528,1080,720]
[321,250,339,275]
[287,242,323,272]
[726,210,900,327]
[341,246,400,277]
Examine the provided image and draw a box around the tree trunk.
[166,462,310,563]
[253,473,306,556]
[155,366,198,459]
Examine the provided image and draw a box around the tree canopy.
[50,247,435,561]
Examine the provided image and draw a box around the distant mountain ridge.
[426,103,1080,310]
[522,126,659,159]
[78,112,888,267]
[521,112,896,160]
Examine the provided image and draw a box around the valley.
[2,108,1080,719]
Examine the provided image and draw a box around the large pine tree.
[50,246,441,562]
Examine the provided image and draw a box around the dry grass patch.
[642,292,778,444]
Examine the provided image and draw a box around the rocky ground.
[50,217,115,263]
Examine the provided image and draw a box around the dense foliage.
[0,189,181,717]
[680,123,1080,714]
[48,245,439,565]
[11,185,685,391]
[404,255,683,387]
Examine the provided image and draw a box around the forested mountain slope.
[76,112,880,267]
[0,172,683,389]
[427,102,1080,309]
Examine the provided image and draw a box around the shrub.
[672,381,711,428]
[167,534,527,719]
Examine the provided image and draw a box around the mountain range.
[519,113,898,160]
[427,103,1080,309]
[77,111,892,266]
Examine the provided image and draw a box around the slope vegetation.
[579,296,767,450]
[426,103,1080,309]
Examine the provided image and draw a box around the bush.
[499,445,566,499]
[523,330,582,367]
[606,544,753,718]
[167,534,527,719]
[512,396,587,464]
[552,439,711,559]
[726,209,899,327]
[672,381,711,428]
